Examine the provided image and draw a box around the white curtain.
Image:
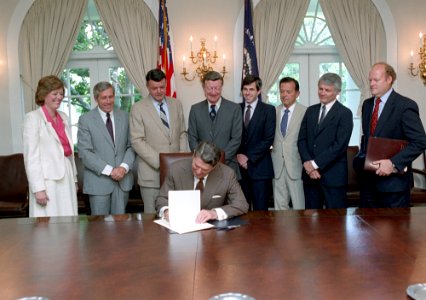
[19,0,88,112]
[94,0,158,97]
[254,0,309,98]
[319,0,386,114]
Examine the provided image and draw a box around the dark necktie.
[159,102,169,129]
[195,177,204,193]
[370,98,381,136]
[209,105,217,121]
[106,112,114,143]
[280,109,290,136]
[318,105,326,125]
[244,105,251,128]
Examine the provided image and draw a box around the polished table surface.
[1,208,426,300]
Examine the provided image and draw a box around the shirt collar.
[245,98,258,111]
[97,107,113,118]
[376,88,393,105]
[151,96,166,107]
[208,97,222,110]
[322,99,337,111]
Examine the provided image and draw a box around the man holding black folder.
[354,62,426,207]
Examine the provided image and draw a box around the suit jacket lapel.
[144,99,170,139]
[202,165,220,207]
[61,112,74,153]
[286,104,302,137]
[113,110,123,150]
[315,101,339,135]
[205,100,216,140]
[37,108,61,145]
[166,97,176,139]
[245,101,262,141]
[364,98,374,134]
[92,108,115,148]
[374,91,396,136]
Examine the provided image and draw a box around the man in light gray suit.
[77,82,135,215]
[130,69,188,213]
[188,71,242,179]
[271,77,306,210]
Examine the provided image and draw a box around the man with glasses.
[188,71,242,179]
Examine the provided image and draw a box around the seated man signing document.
[156,141,249,223]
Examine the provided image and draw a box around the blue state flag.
[242,0,259,79]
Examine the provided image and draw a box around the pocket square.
[212,195,222,199]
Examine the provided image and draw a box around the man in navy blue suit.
[354,62,426,207]
[297,73,353,209]
[237,75,276,210]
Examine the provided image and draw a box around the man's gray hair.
[202,71,223,86]
[318,73,342,92]
[194,141,221,166]
[93,81,115,100]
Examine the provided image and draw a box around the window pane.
[60,68,91,146]
[109,67,141,112]
[266,63,300,107]
[296,0,333,47]
[73,0,113,51]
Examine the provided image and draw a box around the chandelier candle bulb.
[181,36,227,81]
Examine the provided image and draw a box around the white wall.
[1,0,426,156]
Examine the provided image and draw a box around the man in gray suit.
[156,141,248,223]
[77,82,135,215]
[271,77,307,210]
[188,71,242,179]
[130,69,188,214]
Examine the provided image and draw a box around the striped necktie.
[159,102,169,129]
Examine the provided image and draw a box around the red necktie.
[369,98,381,136]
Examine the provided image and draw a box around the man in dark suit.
[354,62,426,208]
[297,73,353,209]
[156,141,249,223]
[188,71,242,179]
[78,82,135,215]
[236,75,275,211]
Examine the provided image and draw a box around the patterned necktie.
[370,98,381,136]
[159,102,169,129]
[318,105,326,125]
[210,105,217,121]
[244,105,251,128]
[280,109,290,136]
[106,112,114,143]
[195,177,204,192]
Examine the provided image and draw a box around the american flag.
[242,0,259,79]
[158,0,176,98]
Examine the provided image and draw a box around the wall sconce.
[181,36,227,81]
[409,32,426,85]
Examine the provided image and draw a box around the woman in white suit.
[23,75,78,217]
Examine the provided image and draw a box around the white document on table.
[154,190,214,234]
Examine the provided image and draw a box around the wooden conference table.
[1,208,426,300]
